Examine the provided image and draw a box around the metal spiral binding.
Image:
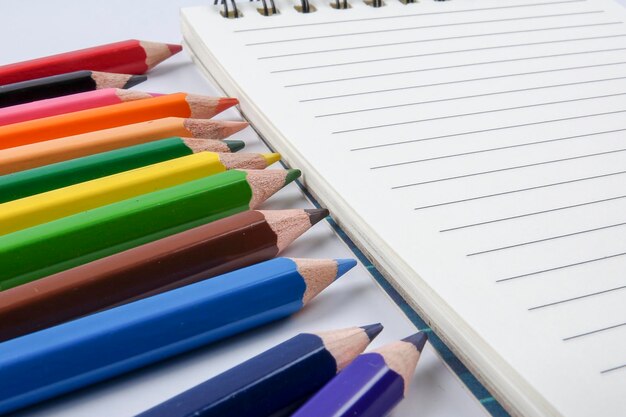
[216,0,241,18]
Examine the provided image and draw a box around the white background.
[0,0,556,416]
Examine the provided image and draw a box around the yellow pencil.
[0,152,280,236]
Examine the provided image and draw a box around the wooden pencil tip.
[361,323,384,341]
[216,97,239,114]
[292,258,347,304]
[167,43,183,54]
[124,74,147,88]
[304,208,329,226]
[403,332,428,353]
[245,169,297,208]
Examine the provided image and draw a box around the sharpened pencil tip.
[403,332,428,352]
[124,74,147,89]
[224,140,245,152]
[305,208,329,226]
[263,153,281,166]
[167,43,183,54]
[285,169,301,185]
[361,323,384,341]
[215,97,239,114]
[335,259,357,280]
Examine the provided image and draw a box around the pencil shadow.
[147,60,194,77]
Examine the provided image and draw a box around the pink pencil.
[0,88,158,126]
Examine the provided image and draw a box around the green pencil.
[0,168,300,290]
[0,137,245,203]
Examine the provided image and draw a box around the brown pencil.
[0,117,249,175]
[0,208,328,342]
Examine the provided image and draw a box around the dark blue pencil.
[0,257,356,415]
[137,323,384,417]
[292,332,428,417]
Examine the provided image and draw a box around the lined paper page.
[182,1,626,415]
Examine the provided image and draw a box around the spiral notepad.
[181,1,626,416]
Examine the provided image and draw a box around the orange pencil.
[0,117,249,175]
[0,93,238,150]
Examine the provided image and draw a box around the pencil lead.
[124,74,148,89]
[361,323,384,341]
[215,97,239,114]
[167,43,183,54]
[285,168,301,185]
[304,208,329,226]
[224,140,245,152]
[403,332,428,353]
[335,258,357,279]
[262,153,281,166]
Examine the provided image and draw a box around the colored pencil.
[0,93,239,150]
[0,138,246,203]
[0,88,158,126]
[0,152,280,235]
[0,117,249,174]
[0,208,328,341]
[0,71,146,108]
[0,257,356,415]
[0,151,280,235]
[0,168,300,290]
[138,324,383,417]
[0,40,182,85]
[292,332,428,417]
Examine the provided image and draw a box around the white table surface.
[0,1,495,416]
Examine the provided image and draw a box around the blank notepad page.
[182,1,626,415]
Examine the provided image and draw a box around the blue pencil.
[137,323,383,417]
[0,257,356,415]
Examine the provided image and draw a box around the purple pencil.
[292,332,428,417]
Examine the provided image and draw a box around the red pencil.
[0,40,182,85]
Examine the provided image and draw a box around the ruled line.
[563,322,626,341]
[601,363,626,374]
[413,170,626,211]
[233,0,587,32]
[317,75,626,119]
[440,195,626,232]
[529,285,626,310]
[249,11,603,46]
[351,108,626,151]
[285,47,626,88]
[279,34,626,74]
[334,91,626,135]
[393,147,626,189]
[496,252,626,283]
[467,221,626,256]
[301,61,626,102]
[264,22,619,60]
[372,127,626,170]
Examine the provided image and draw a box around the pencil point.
[335,259,357,280]
[167,43,183,55]
[224,140,245,152]
[124,74,147,89]
[304,208,329,225]
[403,332,428,353]
[216,97,239,114]
[361,323,384,341]
[285,169,301,185]
[262,153,281,166]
